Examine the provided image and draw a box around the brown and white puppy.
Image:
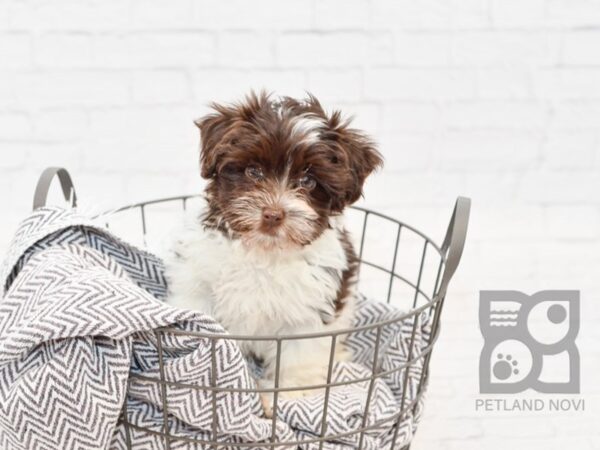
[166,92,382,409]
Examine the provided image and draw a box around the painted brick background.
[0,0,599,448]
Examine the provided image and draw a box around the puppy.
[166,92,382,410]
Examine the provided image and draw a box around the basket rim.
[99,193,447,341]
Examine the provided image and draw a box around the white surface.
[0,1,599,448]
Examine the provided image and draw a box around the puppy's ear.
[340,128,383,204]
[195,92,269,179]
[325,111,383,206]
[195,107,236,179]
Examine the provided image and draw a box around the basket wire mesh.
[33,167,470,450]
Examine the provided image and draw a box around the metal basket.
[33,167,471,450]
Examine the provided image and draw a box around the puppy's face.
[196,93,382,250]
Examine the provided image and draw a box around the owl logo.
[479,290,580,394]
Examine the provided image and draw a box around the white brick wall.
[0,1,599,448]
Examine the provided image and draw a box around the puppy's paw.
[279,388,324,404]
[259,378,324,418]
[277,369,330,402]
[260,392,274,418]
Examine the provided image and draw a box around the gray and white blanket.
[0,207,429,450]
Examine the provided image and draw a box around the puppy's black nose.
[262,207,285,227]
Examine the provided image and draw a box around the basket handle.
[32,167,77,210]
[437,196,471,298]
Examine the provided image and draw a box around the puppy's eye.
[298,175,316,190]
[245,166,264,180]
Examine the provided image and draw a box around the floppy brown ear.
[342,130,383,204]
[194,108,236,179]
[195,92,270,179]
[323,110,383,205]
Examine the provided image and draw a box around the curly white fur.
[165,213,355,400]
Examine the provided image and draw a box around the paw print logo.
[484,339,531,387]
[479,291,580,394]
[493,354,519,380]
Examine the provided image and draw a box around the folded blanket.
[0,207,429,450]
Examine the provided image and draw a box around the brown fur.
[335,229,359,315]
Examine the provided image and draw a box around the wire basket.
[33,167,471,450]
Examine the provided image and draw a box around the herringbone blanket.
[0,207,429,450]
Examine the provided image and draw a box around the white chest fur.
[166,218,350,338]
